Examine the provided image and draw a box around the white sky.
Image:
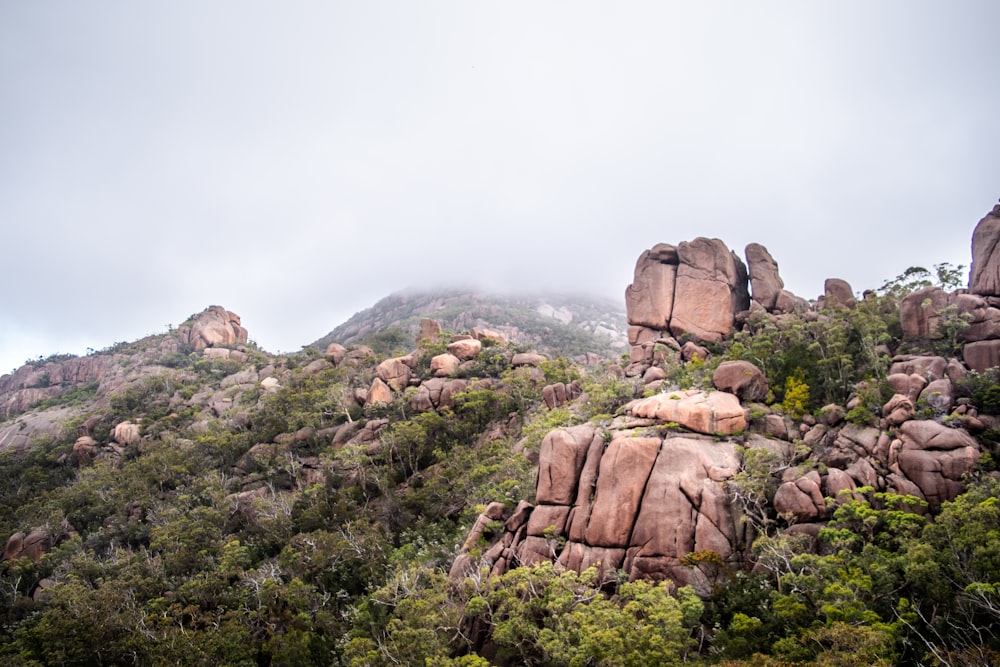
[2,1,998,375]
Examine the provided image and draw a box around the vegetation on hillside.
[0,269,998,665]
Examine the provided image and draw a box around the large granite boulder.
[712,360,769,402]
[969,201,1000,296]
[180,306,248,351]
[625,245,677,330]
[625,390,747,435]
[745,243,784,310]
[670,238,750,342]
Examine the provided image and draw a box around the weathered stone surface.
[536,425,599,505]
[376,357,412,391]
[72,436,98,465]
[969,202,1000,296]
[824,468,859,504]
[410,378,467,412]
[112,421,141,446]
[681,341,710,362]
[919,378,954,414]
[670,238,749,342]
[557,542,625,582]
[625,247,677,329]
[182,306,248,351]
[419,318,442,341]
[883,394,915,426]
[628,435,739,564]
[824,279,856,308]
[366,377,393,406]
[324,343,347,364]
[964,339,1000,372]
[566,427,607,543]
[887,373,928,403]
[897,420,979,508]
[712,360,769,402]
[583,435,661,547]
[900,287,951,339]
[890,355,948,381]
[430,353,460,377]
[525,505,572,537]
[541,381,581,409]
[626,390,747,435]
[447,338,481,360]
[2,528,52,563]
[745,243,784,310]
[774,475,825,523]
[952,293,1000,343]
[511,352,547,367]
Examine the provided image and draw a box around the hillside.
[0,202,999,665]
[312,289,628,361]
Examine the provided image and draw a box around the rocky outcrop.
[625,390,747,435]
[969,201,1000,296]
[625,238,750,346]
[178,306,248,351]
[712,360,769,402]
[745,243,784,311]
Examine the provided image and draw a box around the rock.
[817,404,845,427]
[447,338,482,360]
[324,343,347,364]
[897,420,979,508]
[887,373,928,403]
[112,421,141,446]
[366,377,393,406]
[72,436,98,465]
[583,435,662,547]
[712,360,769,401]
[919,378,954,414]
[627,435,740,580]
[824,279,856,308]
[774,474,825,522]
[430,353,460,377]
[2,528,52,563]
[969,201,1000,296]
[680,341,710,362]
[418,318,442,341]
[745,243,785,310]
[963,339,1000,372]
[883,394,915,426]
[951,293,1000,342]
[182,306,248,351]
[202,347,231,360]
[900,287,952,339]
[642,366,667,384]
[376,357,412,391]
[625,247,677,329]
[626,389,747,435]
[410,378,467,412]
[670,238,749,342]
[260,377,280,392]
[536,425,599,505]
[471,327,507,344]
[511,352,547,367]
[889,355,948,381]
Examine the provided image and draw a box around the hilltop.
[311,289,627,361]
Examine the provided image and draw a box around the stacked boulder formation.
[452,200,1000,594]
[624,237,812,376]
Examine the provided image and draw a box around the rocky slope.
[312,289,627,362]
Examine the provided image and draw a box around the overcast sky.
[2,2,998,375]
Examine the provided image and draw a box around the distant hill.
[311,289,628,361]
